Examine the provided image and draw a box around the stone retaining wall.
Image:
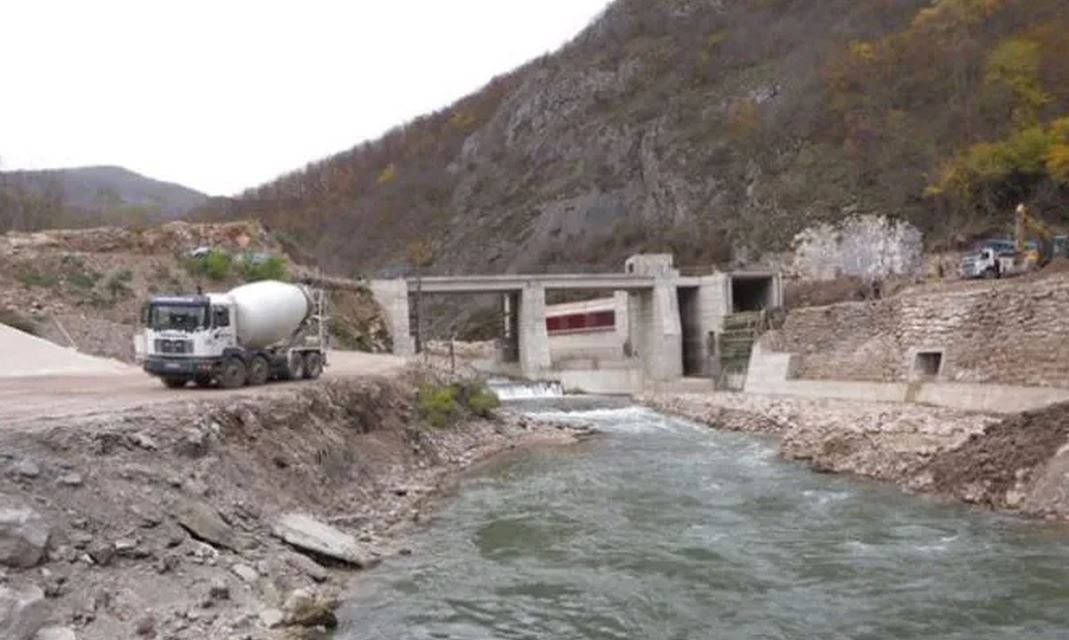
[761,274,1069,389]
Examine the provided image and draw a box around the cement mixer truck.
[136,280,327,389]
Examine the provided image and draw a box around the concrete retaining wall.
[914,383,1069,414]
[745,343,1069,413]
[745,377,1069,414]
[745,379,912,404]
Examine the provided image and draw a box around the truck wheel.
[162,377,187,389]
[284,353,305,381]
[247,356,270,386]
[983,268,998,279]
[218,357,248,389]
[303,352,323,380]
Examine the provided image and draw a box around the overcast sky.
[1,0,612,196]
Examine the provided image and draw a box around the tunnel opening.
[730,275,776,313]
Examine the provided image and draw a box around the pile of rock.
[0,490,367,640]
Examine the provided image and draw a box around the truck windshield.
[149,304,207,332]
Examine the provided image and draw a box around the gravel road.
[0,350,406,429]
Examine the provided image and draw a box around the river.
[342,386,1069,639]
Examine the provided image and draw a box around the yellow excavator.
[1015,204,1058,268]
[961,204,1067,279]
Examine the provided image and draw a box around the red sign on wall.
[546,311,615,335]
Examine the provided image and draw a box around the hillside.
[204,0,1069,277]
[0,221,391,362]
[0,165,207,232]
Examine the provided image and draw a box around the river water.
[342,387,1069,639]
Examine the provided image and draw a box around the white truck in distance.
[136,280,327,389]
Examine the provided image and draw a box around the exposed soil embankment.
[647,392,1069,521]
[927,403,1069,518]
[0,373,588,640]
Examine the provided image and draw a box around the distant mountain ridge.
[1,165,207,232]
[5,166,207,216]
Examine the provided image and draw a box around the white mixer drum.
[228,281,310,349]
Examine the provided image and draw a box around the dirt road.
[0,350,407,429]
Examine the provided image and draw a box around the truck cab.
[137,294,239,386]
[960,239,1034,280]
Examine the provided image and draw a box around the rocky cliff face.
[213,0,1069,277]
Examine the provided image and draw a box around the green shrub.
[418,383,461,429]
[202,251,233,280]
[66,269,102,290]
[185,250,233,281]
[240,253,289,282]
[15,268,59,289]
[417,378,501,428]
[467,388,501,418]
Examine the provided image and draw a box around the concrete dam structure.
[371,255,782,394]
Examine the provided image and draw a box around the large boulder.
[171,499,238,551]
[0,584,46,640]
[272,514,373,568]
[0,496,50,568]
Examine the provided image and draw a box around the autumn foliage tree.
[824,0,1069,229]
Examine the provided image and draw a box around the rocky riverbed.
[645,391,1069,521]
[0,372,591,640]
[642,392,1069,519]
[644,392,998,480]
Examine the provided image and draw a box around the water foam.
[488,380,565,400]
[526,405,709,435]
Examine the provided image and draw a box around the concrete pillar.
[693,274,730,377]
[498,292,520,363]
[518,284,551,378]
[368,279,416,357]
[628,280,683,383]
[613,291,630,347]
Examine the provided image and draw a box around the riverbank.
[643,391,1069,520]
[0,372,590,640]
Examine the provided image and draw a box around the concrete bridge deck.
[411,273,658,294]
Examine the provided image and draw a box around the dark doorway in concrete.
[913,351,944,378]
[730,275,776,312]
[678,287,706,377]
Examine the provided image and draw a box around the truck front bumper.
[143,357,219,379]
